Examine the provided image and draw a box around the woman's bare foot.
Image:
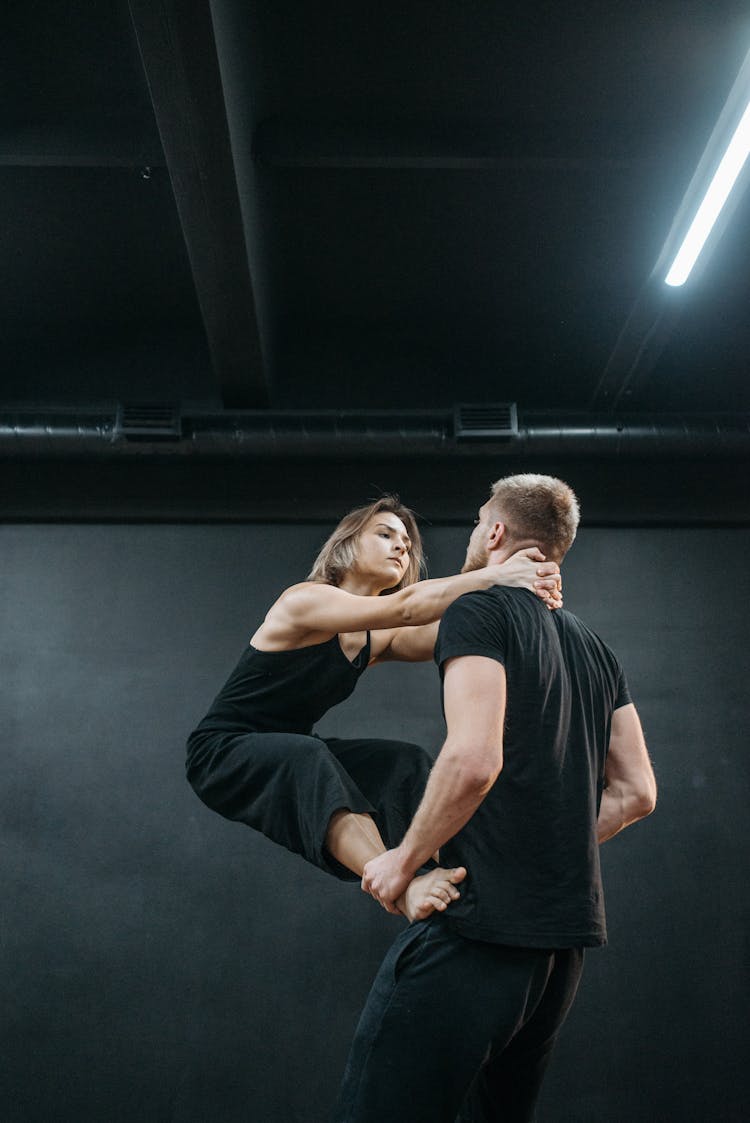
[397,866,467,923]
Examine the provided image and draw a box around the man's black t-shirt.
[434,586,631,948]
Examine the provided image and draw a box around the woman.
[186,496,561,921]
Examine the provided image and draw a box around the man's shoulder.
[553,606,608,643]
[441,586,546,632]
[553,608,623,669]
[442,585,518,623]
[452,584,532,610]
[445,596,619,659]
[436,587,526,662]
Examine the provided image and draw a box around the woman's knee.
[372,738,433,781]
[399,739,433,775]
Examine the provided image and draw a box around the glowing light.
[665,98,750,286]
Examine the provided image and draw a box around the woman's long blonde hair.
[307,496,425,592]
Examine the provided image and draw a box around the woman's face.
[351,513,412,591]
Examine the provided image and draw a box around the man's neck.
[487,539,545,566]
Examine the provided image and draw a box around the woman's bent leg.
[323,737,433,852]
[325,809,388,878]
[187,731,463,912]
[186,731,375,879]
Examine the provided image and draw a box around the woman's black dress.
[186,634,432,879]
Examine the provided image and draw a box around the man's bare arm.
[598,703,657,844]
[361,655,505,905]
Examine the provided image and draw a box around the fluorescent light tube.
[665,98,750,286]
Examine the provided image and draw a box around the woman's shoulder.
[276,579,335,601]
[273,580,346,614]
[254,582,339,649]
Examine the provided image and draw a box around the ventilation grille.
[454,403,518,440]
[116,403,182,441]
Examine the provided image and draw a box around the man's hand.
[361,847,415,913]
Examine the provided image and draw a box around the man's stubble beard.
[461,543,489,574]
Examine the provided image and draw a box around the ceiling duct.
[116,403,182,441]
[0,406,748,459]
[455,403,518,440]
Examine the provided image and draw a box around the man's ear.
[487,521,506,550]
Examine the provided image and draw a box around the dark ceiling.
[2,1,750,519]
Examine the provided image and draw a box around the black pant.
[332,918,584,1123]
[186,732,432,879]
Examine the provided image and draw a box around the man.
[333,473,657,1123]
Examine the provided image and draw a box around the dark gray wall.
[1,523,748,1122]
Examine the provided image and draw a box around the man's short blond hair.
[307,495,425,591]
[488,474,580,561]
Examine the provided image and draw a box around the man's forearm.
[395,744,499,874]
[599,703,657,844]
[597,782,655,844]
[362,655,506,908]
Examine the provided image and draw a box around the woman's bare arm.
[258,550,558,648]
[371,551,563,663]
[371,622,440,664]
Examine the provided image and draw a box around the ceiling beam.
[254,119,660,171]
[0,128,165,168]
[128,0,267,407]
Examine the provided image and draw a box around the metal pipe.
[0,407,748,458]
